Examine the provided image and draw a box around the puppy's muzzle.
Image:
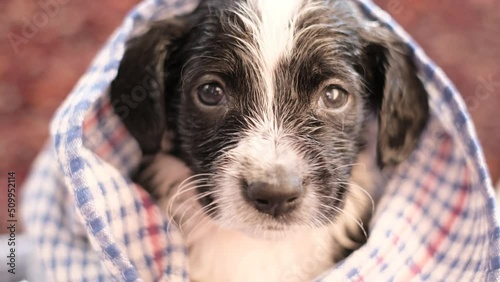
[243,166,304,217]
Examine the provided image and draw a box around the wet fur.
[110,0,428,281]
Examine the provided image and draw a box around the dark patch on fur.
[110,0,429,260]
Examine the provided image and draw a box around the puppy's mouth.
[193,178,347,237]
[234,222,318,240]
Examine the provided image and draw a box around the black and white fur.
[110,0,429,281]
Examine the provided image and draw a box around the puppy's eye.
[197,83,226,106]
[319,85,349,109]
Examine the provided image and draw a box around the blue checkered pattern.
[21,0,500,281]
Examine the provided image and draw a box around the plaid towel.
[21,0,500,281]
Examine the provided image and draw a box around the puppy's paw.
[137,153,211,237]
[137,153,192,199]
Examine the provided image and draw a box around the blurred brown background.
[0,0,499,232]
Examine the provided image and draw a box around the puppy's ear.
[110,20,188,155]
[361,24,429,167]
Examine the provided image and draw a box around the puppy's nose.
[246,177,303,217]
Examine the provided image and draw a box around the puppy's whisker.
[167,178,209,202]
[172,189,216,215]
[331,162,366,172]
[167,182,213,217]
[168,181,207,202]
[166,188,216,235]
[172,188,217,216]
[319,203,368,239]
[313,209,331,228]
[169,182,214,204]
[179,201,214,231]
[165,189,213,240]
[184,203,219,240]
[175,173,214,190]
[336,181,376,216]
[318,194,344,202]
[182,203,217,239]
[171,190,217,227]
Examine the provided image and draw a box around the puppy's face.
[111,0,428,234]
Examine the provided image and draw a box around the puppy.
[110,0,429,281]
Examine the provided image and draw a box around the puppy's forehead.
[235,0,303,70]
[224,0,360,92]
[230,0,305,93]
